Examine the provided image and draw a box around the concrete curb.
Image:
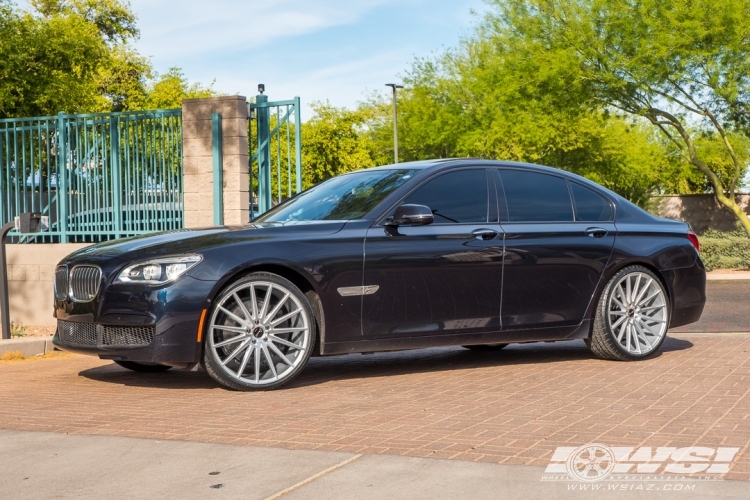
[707,272,750,280]
[0,336,56,358]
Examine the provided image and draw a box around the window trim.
[375,167,492,226]
[487,169,499,223]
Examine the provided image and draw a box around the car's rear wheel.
[203,272,316,391]
[114,361,172,372]
[589,266,669,361]
[461,344,508,351]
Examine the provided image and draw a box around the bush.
[698,226,750,271]
[10,321,27,338]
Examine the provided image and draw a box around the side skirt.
[321,320,591,355]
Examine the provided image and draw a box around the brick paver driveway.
[1,334,749,480]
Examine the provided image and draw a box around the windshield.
[257,169,417,222]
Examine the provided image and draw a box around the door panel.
[362,223,504,338]
[362,168,503,339]
[496,168,616,330]
[500,222,615,329]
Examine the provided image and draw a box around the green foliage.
[10,321,27,338]
[95,45,151,111]
[301,102,377,188]
[485,0,750,233]
[699,226,750,271]
[0,2,108,116]
[30,0,138,43]
[0,1,215,117]
[360,28,681,207]
[144,68,216,110]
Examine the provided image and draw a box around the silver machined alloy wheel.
[589,266,670,361]
[203,273,315,390]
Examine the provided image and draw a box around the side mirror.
[389,204,434,226]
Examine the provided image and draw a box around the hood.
[58,221,347,269]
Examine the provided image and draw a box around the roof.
[364,158,623,198]
[369,158,572,175]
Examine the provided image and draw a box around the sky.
[126,0,486,119]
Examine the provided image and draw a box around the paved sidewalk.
[1,334,749,481]
[2,430,747,499]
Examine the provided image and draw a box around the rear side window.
[570,182,613,221]
[404,169,488,223]
[497,170,574,222]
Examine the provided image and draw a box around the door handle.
[472,228,499,240]
[585,227,608,238]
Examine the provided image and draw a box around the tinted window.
[498,170,573,222]
[404,169,487,223]
[260,169,417,222]
[570,182,612,221]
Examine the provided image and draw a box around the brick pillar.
[182,96,249,227]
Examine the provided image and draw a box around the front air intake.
[57,321,155,348]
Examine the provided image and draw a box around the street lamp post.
[385,83,403,163]
[0,213,48,340]
[0,221,14,340]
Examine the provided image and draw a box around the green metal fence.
[248,94,302,217]
[0,109,183,243]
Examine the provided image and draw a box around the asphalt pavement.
[671,280,750,332]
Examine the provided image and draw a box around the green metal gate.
[248,90,302,217]
[0,109,183,242]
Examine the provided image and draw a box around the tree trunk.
[715,192,750,237]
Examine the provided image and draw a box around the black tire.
[114,360,172,372]
[461,344,508,351]
[203,272,316,391]
[588,265,670,361]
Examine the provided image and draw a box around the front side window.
[403,169,488,223]
[259,169,417,222]
[570,182,613,221]
[498,170,574,222]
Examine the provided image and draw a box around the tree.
[30,0,138,42]
[0,1,109,116]
[0,1,216,116]
[487,0,750,235]
[95,45,151,111]
[301,102,378,188]
[361,35,680,207]
[144,68,216,110]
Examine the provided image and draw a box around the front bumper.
[53,275,216,364]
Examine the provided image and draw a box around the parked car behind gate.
[53,160,706,390]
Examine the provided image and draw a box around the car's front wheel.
[588,266,670,361]
[203,272,316,391]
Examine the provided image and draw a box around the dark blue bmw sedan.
[53,160,706,390]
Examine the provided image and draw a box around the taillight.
[687,230,700,253]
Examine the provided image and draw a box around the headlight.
[116,255,202,284]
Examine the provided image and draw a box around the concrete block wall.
[652,194,750,233]
[6,244,89,327]
[182,95,250,227]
